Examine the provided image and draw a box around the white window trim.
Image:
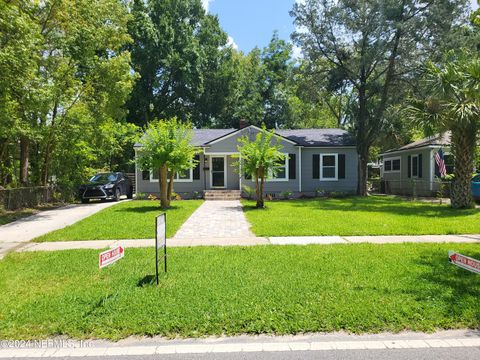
[210,155,227,188]
[266,153,289,182]
[149,167,193,183]
[411,154,419,178]
[320,153,338,181]
[383,156,401,173]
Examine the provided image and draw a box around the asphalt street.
[11,347,480,360]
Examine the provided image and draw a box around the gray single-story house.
[134,125,358,198]
[379,132,454,196]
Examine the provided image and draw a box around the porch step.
[204,190,241,200]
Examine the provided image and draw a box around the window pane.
[274,167,286,179]
[178,170,189,179]
[152,169,159,180]
[392,159,400,171]
[412,157,418,176]
[444,155,455,174]
[323,167,335,178]
[385,161,392,171]
[142,171,150,180]
[323,155,335,167]
[212,157,224,171]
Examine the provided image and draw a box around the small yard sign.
[448,251,480,274]
[155,213,167,285]
[99,245,124,269]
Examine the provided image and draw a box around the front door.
[211,156,225,188]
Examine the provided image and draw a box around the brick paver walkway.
[173,200,255,239]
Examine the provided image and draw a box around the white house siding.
[382,148,440,196]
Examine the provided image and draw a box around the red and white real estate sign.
[99,245,124,269]
[448,251,480,274]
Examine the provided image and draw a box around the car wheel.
[114,188,121,201]
[81,198,89,204]
[127,186,133,199]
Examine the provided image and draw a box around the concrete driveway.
[0,200,126,259]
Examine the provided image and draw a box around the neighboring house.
[134,125,358,198]
[379,132,455,196]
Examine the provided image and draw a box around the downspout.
[298,147,302,193]
[134,148,138,196]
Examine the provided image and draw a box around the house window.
[267,154,288,181]
[320,154,338,180]
[444,154,455,174]
[411,155,419,177]
[384,157,400,173]
[150,168,193,182]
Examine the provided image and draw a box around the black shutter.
[418,154,423,178]
[193,154,201,180]
[288,154,296,179]
[312,154,320,179]
[142,170,150,181]
[338,154,346,179]
[407,155,411,178]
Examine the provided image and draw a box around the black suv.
[79,172,133,203]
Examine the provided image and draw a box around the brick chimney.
[239,119,248,129]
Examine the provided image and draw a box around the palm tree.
[407,52,480,208]
[234,127,285,208]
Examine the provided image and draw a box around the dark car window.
[90,173,118,182]
[473,174,480,182]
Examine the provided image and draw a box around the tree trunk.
[450,128,475,209]
[20,137,29,186]
[159,164,170,209]
[256,167,265,208]
[356,146,369,196]
[167,170,175,201]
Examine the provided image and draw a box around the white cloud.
[227,35,238,50]
[201,0,214,12]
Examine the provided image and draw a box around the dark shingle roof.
[134,127,355,148]
[383,132,451,154]
[277,128,355,147]
[134,129,235,148]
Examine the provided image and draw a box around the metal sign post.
[155,213,167,285]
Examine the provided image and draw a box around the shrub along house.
[134,125,358,199]
[379,132,455,196]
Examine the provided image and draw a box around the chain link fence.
[369,178,451,198]
[0,185,75,211]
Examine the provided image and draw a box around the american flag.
[435,149,447,177]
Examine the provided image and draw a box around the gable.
[204,126,298,154]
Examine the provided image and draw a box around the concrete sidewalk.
[0,329,478,358]
[18,233,480,253]
[0,200,127,259]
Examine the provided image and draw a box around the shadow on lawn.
[244,196,478,219]
[115,205,180,214]
[412,248,480,322]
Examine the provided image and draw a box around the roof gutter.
[379,144,445,157]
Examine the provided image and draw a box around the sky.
[203,0,298,53]
[203,0,479,55]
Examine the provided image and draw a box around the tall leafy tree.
[407,52,480,208]
[137,118,198,209]
[291,0,469,195]
[126,0,229,126]
[234,128,285,208]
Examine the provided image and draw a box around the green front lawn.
[35,200,203,242]
[0,244,478,339]
[242,196,480,236]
